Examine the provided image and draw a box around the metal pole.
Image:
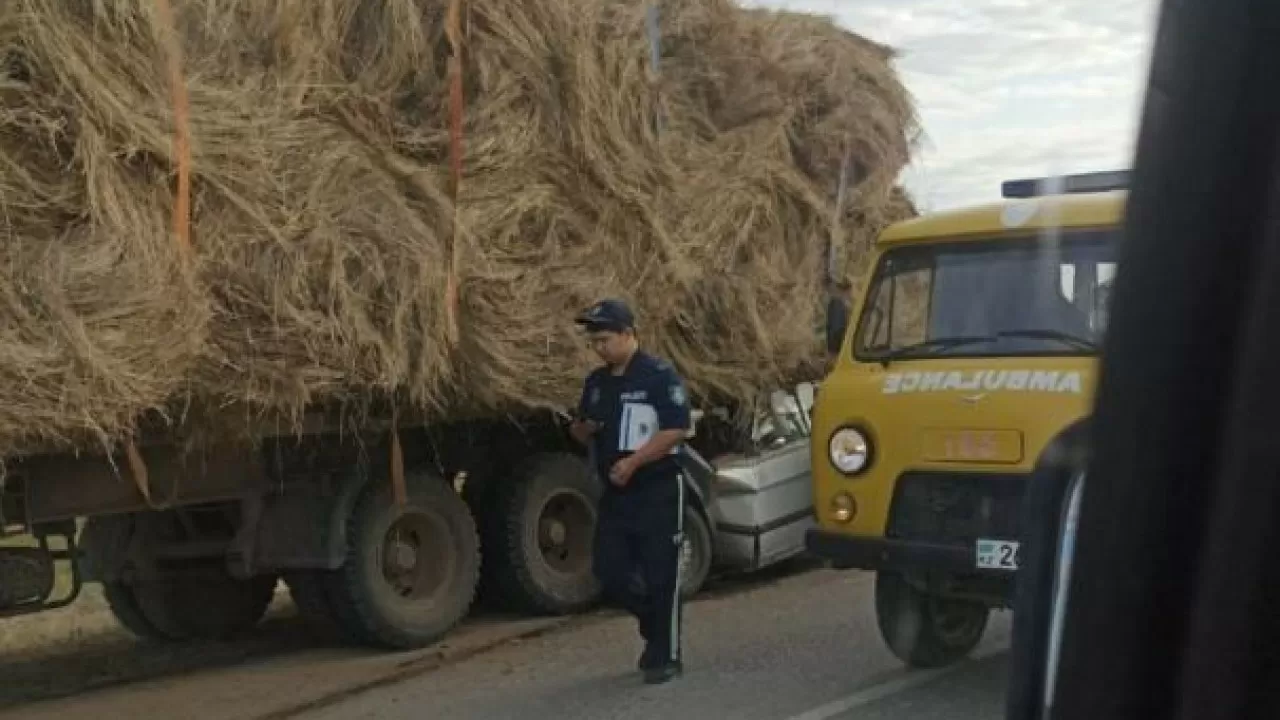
[646,5,663,136]
[827,148,854,286]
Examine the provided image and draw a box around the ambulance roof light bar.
[1001,170,1132,199]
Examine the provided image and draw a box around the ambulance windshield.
[855,229,1118,361]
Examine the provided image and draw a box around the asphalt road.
[2,563,1012,720]
[303,566,1013,720]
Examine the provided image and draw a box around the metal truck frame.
[0,407,719,649]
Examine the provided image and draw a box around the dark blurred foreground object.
[1005,0,1280,718]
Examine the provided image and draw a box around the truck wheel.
[679,506,713,599]
[473,470,512,610]
[491,453,602,614]
[131,576,192,640]
[284,571,329,624]
[324,468,480,650]
[286,570,373,644]
[133,569,277,641]
[284,570,347,637]
[83,513,275,641]
[83,515,168,641]
[175,571,277,640]
[102,581,167,642]
[875,570,989,668]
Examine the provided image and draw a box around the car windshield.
[855,230,1118,361]
[751,387,812,447]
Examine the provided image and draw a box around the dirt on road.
[1,584,330,707]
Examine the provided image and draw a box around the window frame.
[852,229,1119,363]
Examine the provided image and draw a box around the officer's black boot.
[643,660,683,685]
[637,643,659,671]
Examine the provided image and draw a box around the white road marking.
[781,647,1006,720]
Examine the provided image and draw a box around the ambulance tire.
[875,570,989,669]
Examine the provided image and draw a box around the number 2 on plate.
[999,543,1016,567]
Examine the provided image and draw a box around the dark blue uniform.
[578,350,691,669]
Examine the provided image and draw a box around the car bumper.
[805,528,978,573]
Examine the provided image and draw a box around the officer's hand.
[570,418,601,445]
[609,457,638,487]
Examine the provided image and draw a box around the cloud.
[740,0,1161,210]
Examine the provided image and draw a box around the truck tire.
[473,469,512,610]
[130,577,191,640]
[82,515,171,641]
[284,571,329,623]
[679,506,713,599]
[102,581,167,642]
[490,452,602,615]
[133,569,277,641]
[284,570,349,638]
[875,570,989,669]
[83,513,275,641]
[323,468,480,650]
[287,570,376,644]
[177,571,277,640]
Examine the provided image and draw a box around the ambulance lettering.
[881,369,1085,395]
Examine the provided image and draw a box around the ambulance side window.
[1058,260,1118,336]
[862,258,934,350]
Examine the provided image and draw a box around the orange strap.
[444,0,465,345]
[123,0,192,507]
[152,0,193,256]
[390,408,407,507]
[124,441,153,506]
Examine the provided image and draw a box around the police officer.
[570,299,691,685]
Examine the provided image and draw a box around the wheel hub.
[542,518,568,548]
[536,490,595,575]
[390,538,419,572]
[379,511,452,600]
[928,596,987,646]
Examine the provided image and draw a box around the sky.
[742,0,1162,211]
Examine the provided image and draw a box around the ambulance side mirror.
[825,296,850,355]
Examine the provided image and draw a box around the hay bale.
[0,0,917,454]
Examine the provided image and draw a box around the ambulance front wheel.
[874,570,989,669]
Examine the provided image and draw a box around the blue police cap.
[575,299,636,333]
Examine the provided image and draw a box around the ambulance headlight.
[829,427,871,475]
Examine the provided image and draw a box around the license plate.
[921,429,1025,464]
[975,538,1021,570]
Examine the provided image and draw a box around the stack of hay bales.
[0,0,917,455]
